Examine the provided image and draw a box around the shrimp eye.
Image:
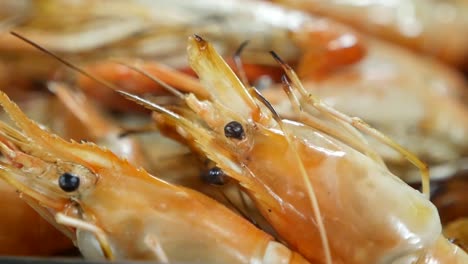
[224,121,245,140]
[201,167,226,185]
[58,172,80,192]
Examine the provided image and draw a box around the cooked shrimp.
[73,0,365,111]
[0,90,313,263]
[3,0,364,63]
[120,35,468,264]
[273,0,468,68]
[1,0,365,110]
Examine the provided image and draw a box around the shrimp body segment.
[0,91,313,264]
[129,36,467,264]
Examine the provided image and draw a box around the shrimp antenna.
[112,61,185,99]
[270,50,431,199]
[281,75,302,112]
[233,40,250,87]
[9,31,122,93]
[115,90,207,140]
[10,32,189,130]
[250,87,280,124]
[250,85,333,264]
[116,90,182,122]
[10,32,168,138]
[280,75,386,166]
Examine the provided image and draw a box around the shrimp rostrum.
[0,90,314,263]
[121,35,468,264]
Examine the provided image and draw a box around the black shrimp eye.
[58,172,80,192]
[201,167,226,185]
[224,121,245,140]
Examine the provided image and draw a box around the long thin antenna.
[112,61,185,99]
[233,40,250,87]
[10,31,122,92]
[116,90,181,121]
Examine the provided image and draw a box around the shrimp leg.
[55,213,114,260]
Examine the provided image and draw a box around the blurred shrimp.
[121,35,468,264]
[73,0,365,110]
[1,0,365,110]
[273,0,468,69]
[0,90,313,264]
[2,0,364,63]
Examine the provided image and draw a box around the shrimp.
[2,0,364,63]
[1,0,365,111]
[272,0,468,69]
[0,89,314,263]
[119,35,468,264]
[73,0,365,111]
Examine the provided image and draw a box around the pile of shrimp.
[0,0,467,263]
